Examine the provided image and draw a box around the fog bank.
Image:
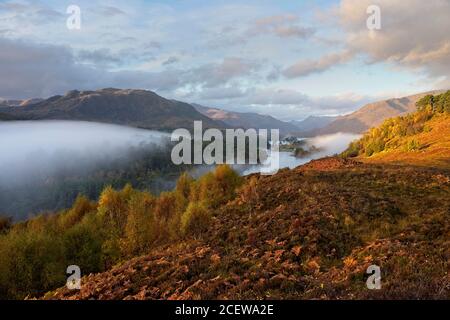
[0,121,169,186]
[243,132,360,175]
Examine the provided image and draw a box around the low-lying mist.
[308,132,361,155]
[0,121,360,220]
[0,121,168,186]
[243,132,360,175]
[0,121,180,220]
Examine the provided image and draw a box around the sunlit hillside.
[41,158,450,300]
[343,91,450,169]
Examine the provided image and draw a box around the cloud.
[0,38,92,98]
[0,2,29,12]
[189,86,372,120]
[206,12,314,49]
[162,56,179,66]
[0,33,372,120]
[77,49,123,66]
[282,0,450,81]
[95,5,126,17]
[248,14,315,38]
[0,38,260,99]
[0,1,63,23]
[242,88,309,105]
[337,0,450,81]
[283,50,354,78]
[188,57,260,88]
[198,86,247,100]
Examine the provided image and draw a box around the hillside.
[1,91,449,300]
[0,89,223,131]
[316,90,446,135]
[0,112,19,120]
[0,98,43,106]
[290,115,338,134]
[193,104,299,135]
[343,91,450,169]
[41,158,450,300]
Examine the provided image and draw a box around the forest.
[0,165,242,299]
[0,141,189,221]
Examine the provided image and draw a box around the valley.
[1,89,449,300]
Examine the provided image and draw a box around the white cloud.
[283,50,354,78]
[247,14,315,39]
[338,0,450,80]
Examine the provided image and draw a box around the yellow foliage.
[180,202,210,236]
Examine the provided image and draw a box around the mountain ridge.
[314,90,447,135]
[290,115,338,134]
[343,90,450,168]
[193,104,299,135]
[0,88,224,131]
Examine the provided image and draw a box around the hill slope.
[290,115,338,133]
[0,98,43,106]
[317,90,446,135]
[0,89,223,131]
[361,114,450,168]
[0,111,19,120]
[343,90,450,168]
[43,158,450,300]
[193,104,299,135]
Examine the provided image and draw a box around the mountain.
[193,104,299,135]
[316,90,446,135]
[0,99,22,106]
[0,89,224,131]
[290,115,338,133]
[0,98,43,106]
[41,94,450,300]
[0,111,19,120]
[4,97,450,299]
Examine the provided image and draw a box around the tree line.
[0,165,242,299]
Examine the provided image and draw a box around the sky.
[0,0,449,120]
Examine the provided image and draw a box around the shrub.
[62,221,103,274]
[180,202,210,236]
[239,176,259,207]
[58,195,96,229]
[121,192,156,256]
[406,139,421,151]
[98,184,134,235]
[194,165,242,209]
[341,140,361,158]
[154,191,177,222]
[0,217,12,234]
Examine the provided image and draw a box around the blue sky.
[0,0,449,120]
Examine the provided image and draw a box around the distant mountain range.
[0,112,18,120]
[1,89,447,137]
[197,90,448,137]
[314,90,446,136]
[289,116,338,134]
[193,104,299,135]
[0,98,43,107]
[0,89,223,131]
